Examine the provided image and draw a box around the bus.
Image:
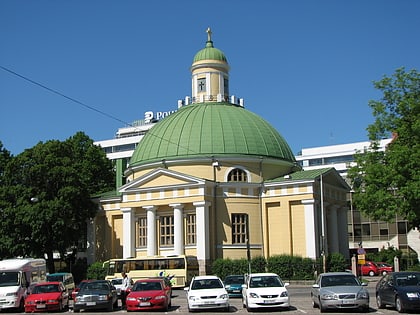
[104,255,198,288]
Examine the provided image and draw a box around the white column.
[302,199,317,259]
[193,201,210,261]
[144,206,157,256]
[170,203,184,256]
[121,207,135,258]
[328,205,340,254]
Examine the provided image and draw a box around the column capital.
[169,203,184,209]
[301,199,315,205]
[121,207,132,213]
[143,205,157,211]
[193,201,211,207]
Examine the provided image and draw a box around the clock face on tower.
[198,78,206,92]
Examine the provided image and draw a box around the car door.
[380,275,396,305]
[311,275,321,303]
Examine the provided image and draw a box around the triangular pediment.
[119,168,206,193]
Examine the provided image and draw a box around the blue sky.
[1,0,420,156]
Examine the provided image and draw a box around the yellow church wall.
[290,201,307,256]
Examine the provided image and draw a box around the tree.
[349,68,420,227]
[0,132,115,272]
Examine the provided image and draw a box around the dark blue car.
[376,271,420,312]
[224,275,245,298]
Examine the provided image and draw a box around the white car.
[242,273,290,311]
[184,275,230,312]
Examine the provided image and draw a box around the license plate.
[139,302,151,306]
[264,299,276,304]
[343,300,354,304]
[233,290,240,292]
[36,304,46,309]
[86,302,96,306]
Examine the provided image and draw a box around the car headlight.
[249,292,260,298]
[280,291,288,297]
[26,301,35,305]
[155,295,166,300]
[406,292,420,299]
[321,293,337,300]
[47,299,58,303]
[6,292,18,297]
[126,297,136,301]
[357,291,369,299]
[188,296,197,301]
[97,295,108,301]
[219,294,228,299]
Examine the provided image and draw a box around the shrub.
[86,261,106,280]
[327,252,347,272]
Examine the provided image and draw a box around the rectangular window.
[197,78,206,92]
[397,221,407,234]
[186,214,196,245]
[138,217,147,247]
[160,216,174,246]
[232,214,248,244]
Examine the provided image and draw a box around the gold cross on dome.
[206,27,212,42]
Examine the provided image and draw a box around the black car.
[376,271,420,313]
[73,280,118,312]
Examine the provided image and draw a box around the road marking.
[297,309,307,313]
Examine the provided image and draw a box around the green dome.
[130,103,296,167]
[193,40,227,63]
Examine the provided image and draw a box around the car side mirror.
[312,284,320,288]
[284,282,290,287]
[184,287,189,291]
[361,282,368,286]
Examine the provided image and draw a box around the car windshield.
[82,282,110,291]
[33,284,60,294]
[133,281,163,291]
[395,274,420,286]
[321,275,360,287]
[249,276,283,288]
[0,272,19,287]
[224,276,244,285]
[191,279,223,290]
[111,279,122,285]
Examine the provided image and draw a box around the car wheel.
[382,270,387,276]
[368,270,375,276]
[396,296,404,313]
[107,301,113,312]
[376,294,385,309]
[319,298,327,313]
[311,294,318,308]
[73,308,80,313]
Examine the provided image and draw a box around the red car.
[126,278,171,311]
[376,262,394,275]
[359,261,380,276]
[24,281,69,312]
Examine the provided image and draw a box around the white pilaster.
[302,199,317,259]
[144,206,157,256]
[121,207,135,258]
[170,203,184,256]
[193,201,210,261]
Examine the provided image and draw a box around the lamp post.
[320,173,326,273]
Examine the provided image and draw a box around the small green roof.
[130,102,296,167]
[193,28,227,63]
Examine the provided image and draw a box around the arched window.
[227,168,247,182]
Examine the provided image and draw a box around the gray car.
[311,272,369,313]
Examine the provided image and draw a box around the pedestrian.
[121,271,131,308]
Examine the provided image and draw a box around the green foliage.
[0,132,115,272]
[86,261,106,280]
[250,256,266,273]
[267,255,293,279]
[366,246,402,264]
[326,252,347,272]
[348,68,420,227]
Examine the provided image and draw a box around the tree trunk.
[46,250,55,274]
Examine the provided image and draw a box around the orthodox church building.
[91,29,350,275]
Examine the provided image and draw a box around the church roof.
[130,102,296,167]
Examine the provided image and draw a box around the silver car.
[311,272,369,313]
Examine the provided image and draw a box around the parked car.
[359,261,380,276]
[73,280,118,312]
[24,281,69,313]
[242,272,290,311]
[110,278,123,298]
[46,272,75,297]
[376,271,420,312]
[146,276,173,297]
[126,278,171,311]
[224,275,245,298]
[71,280,94,300]
[311,272,369,313]
[184,275,229,312]
[376,262,394,275]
